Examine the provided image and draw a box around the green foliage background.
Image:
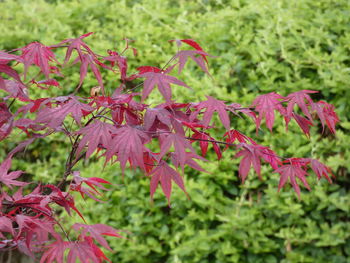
[1,0,350,262]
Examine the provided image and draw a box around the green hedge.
[1,0,349,262]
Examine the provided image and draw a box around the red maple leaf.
[310,159,333,183]
[104,125,150,173]
[45,185,85,221]
[138,71,190,103]
[0,158,27,189]
[223,129,256,146]
[73,53,110,93]
[66,240,99,263]
[20,42,58,79]
[72,223,123,250]
[0,51,23,63]
[136,66,162,74]
[226,103,256,121]
[190,131,222,160]
[104,50,129,81]
[1,80,28,100]
[191,96,230,130]
[170,39,209,63]
[70,171,112,202]
[0,64,23,90]
[36,96,94,128]
[174,50,211,74]
[75,120,117,159]
[149,161,187,204]
[235,143,280,182]
[251,92,285,132]
[143,107,172,130]
[0,216,14,238]
[159,131,196,172]
[55,32,95,65]
[312,101,339,134]
[33,79,60,89]
[292,112,314,137]
[285,90,317,120]
[40,238,69,263]
[275,161,311,198]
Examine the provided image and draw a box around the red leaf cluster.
[0,34,339,262]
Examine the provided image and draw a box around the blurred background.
[0,0,349,262]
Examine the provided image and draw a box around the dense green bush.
[1,0,349,262]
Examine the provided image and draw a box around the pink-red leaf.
[174,50,211,74]
[104,126,150,173]
[0,158,27,188]
[310,159,333,183]
[251,92,285,132]
[192,96,230,130]
[275,162,311,199]
[139,71,190,103]
[75,120,117,159]
[36,96,94,128]
[149,161,187,204]
[72,223,123,251]
[286,90,317,120]
[40,238,69,263]
[313,101,339,134]
[20,42,58,78]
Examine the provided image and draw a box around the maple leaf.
[36,96,94,128]
[20,42,58,78]
[290,112,313,137]
[15,215,56,249]
[275,162,311,198]
[0,216,14,237]
[174,50,211,74]
[104,125,150,173]
[70,171,112,201]
[104,50,129,81]
[159,131,196,172]
[33,79,60,89]
[223,129,256,146]
[75,120,117,159]
[143,107,172,130]
[74,53,110,93]
[235,144,263,183]
[312,101,339,134]
[45,185,85,221]
[55,32,96,65]
[85,236,111,263]
[0,158,27,188]
[310,159,333,183]
[251,92,285,132]
[72,223,123,251]
[66,239,100,263]
[0,50,23,63]
[226,103,256,121]
[0,64,23,90]
[285,90,317,120]
[138,71,190,103]
[0,102,12,127]
[149,161,187,204]
[171,152,208,173]
[1,80,28,100]
[191,96,230,130]
[190,131,222,160]
[235,143,280,182]
[40,238,69,263]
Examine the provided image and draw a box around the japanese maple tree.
[0,33,339,262]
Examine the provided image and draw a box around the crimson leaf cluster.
[0,34,339,262]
